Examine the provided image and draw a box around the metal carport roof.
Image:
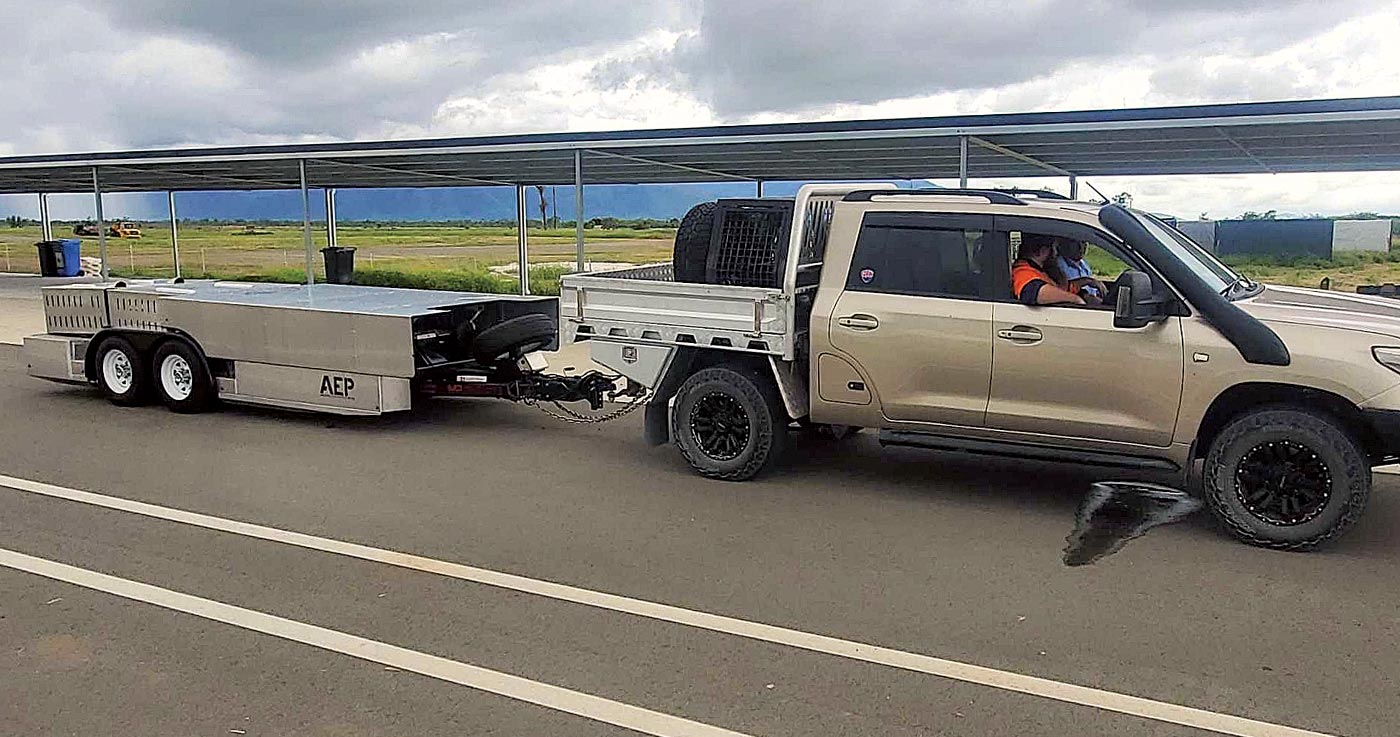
[4,96,1400,193]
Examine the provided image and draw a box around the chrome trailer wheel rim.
[101,349,134,394]
[159,353,193,401]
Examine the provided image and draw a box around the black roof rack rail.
[842,188,1026,205]
[987,187,1070,200]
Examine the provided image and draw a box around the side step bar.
[879,430,1180,472]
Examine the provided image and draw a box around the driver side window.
[1001,219,1142,308]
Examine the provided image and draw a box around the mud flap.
[643,400,670,445]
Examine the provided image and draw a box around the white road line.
[0,473,1334,737]
[0,547,750,737]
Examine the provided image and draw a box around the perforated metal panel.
[108,292,162,331]
[706,199,794,288]
[41,287,106,335]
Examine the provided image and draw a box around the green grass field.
[5,221,1400,295]
[0,222,674,295]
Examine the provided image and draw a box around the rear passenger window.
[847,219,988,298]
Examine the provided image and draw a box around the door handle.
[837,314,880,330]
[996,326,1043,343]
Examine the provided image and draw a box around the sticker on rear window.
[859,268,874,284]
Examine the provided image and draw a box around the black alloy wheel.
[690,391,751,461]
[1234,439,1332,526]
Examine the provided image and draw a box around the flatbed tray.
[98,280,550,317]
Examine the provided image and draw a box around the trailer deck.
[26,279,561,415]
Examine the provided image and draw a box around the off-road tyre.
[672,201,717,283]
[672,364,788,480]
[1203,407,1369,550]
[94,335,149,406]
[471,314,556,363]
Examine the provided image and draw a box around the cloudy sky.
[3,0,1400,218]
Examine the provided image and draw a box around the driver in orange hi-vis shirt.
[1011,233,1085,305]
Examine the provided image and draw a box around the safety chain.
[523,393,650,424]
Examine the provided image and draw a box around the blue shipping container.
[1215,219,1334,259]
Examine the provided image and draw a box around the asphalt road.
[2,343,1398,737]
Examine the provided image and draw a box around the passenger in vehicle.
[1012,233,1084,305]
[1056,238,1108,306]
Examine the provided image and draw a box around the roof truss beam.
[967,136,1073,176]
[584,148,754,182]
[309,158,512,187]
[1215,127,1275,174]
[101,164,292,190]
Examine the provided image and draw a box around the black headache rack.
[705,198,796,288]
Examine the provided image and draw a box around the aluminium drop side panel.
[560,270,789,356]
[159,299,416,377]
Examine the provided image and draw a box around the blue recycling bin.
[55,238,82,276]
[36,239,83,277]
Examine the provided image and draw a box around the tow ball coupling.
[516,351,549,373]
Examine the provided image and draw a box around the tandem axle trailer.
[25,279,636,415]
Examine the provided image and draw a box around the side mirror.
[1114,270,1167,329]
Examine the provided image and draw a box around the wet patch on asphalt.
[1064,481,1203,566]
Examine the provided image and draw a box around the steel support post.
[756,180,765,197]
[574,150,585,273]
[1069,175,1079,200]
[38,193,52,241]
[92,167,108,281]
[168,191,181,277]
[516,185,530,295]
[299,159,313,286]
[324,187,338,248]
[959,136,969,188]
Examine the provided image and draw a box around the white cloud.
[2,0,1400,218]
[931,172,1400,221]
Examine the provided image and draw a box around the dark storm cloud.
[639,0,1375,115]
[106,0,686,68]
[0,0,694,152]
[0,0,1387,157]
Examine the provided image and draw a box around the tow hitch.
[415,352,646,419]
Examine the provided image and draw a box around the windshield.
[1128,209,1242,294]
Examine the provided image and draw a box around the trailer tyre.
[471,314,556,363]
[672,201,717,283]
[152,340,214,413]
[672,364,788,481]
[1203,407,1369,550]
[94,335,149,406]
